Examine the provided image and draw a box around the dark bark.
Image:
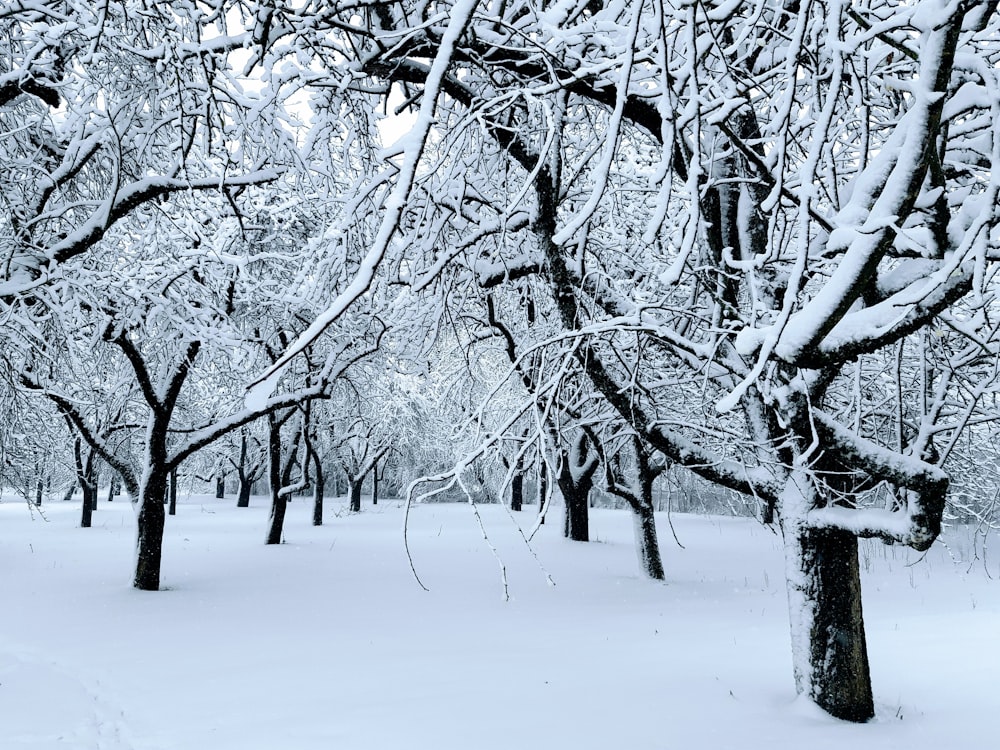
[265,414,286,545]
[510,472,523,511]
[72,436,97,528]
[557,434,599,542]
[349,477,363,513]
[215,474,225,499]
[311,451,324,526]
[605,438,666,580]
[560,476,590,542]
[35,478,43,507]
[537,460,548,524]
[371,459,379,506]
[234,429,263,508]
[237,479,253,508]
[792,526,874,722]
[134,470,168,590]
[168,469,178,516]
[107,475,120,503]
[80,480,95,528]
[62,483,76,503]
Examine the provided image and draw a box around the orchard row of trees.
[4,0,1000,724]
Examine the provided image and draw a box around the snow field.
[1,495,997,749]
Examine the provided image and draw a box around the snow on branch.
[808,410,948,550]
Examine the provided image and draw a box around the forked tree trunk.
[557,435,597,542]
[783,522,873,722]
[134,471,168,590]
[510,472,523,511]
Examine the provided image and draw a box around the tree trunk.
[557,449,592,542]
[80,479,95,528]
[265,415,285,545]
[561,483,589,541]
[215,474,225,499]
[237,477,252,508]
[62,482,76,503]
[35,478,43,507]
[510,472,523,511]
[371,460,379,506]
[537,461,548,524]
[312,453,324,526]
[349,477,363,513]
[107,475,120,503]
[783,523,874,722]
[134,472,168,590]
[632,502,665,580]
[168,469,178,516]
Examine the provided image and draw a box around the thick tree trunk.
[632,503,665,580]
[349,477,363,513]
[510,472,523,511]
[134,472,168,590]
[558,449,592,542]
[312,454,324,526]
[80,480,95,528]
[783,523,874,722]
[237,477,252,508]
[562,484,589,541]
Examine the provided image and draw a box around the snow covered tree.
[278,0,1000,722]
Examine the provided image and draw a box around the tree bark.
[134,471,168,590]
[265,415,286,545]
[311,452,324,526]
[107,475,120,503]
[349,477,363,513]
[561,480,590,541]
[168,469,178,516]
[80,479,95,528]
[371,459,379,506]
[537,460,548,524]
[632,503,665,580]
[783,522,874,722]
[237,478,252,508]
[510,472,523,511]
[215,474,225,499]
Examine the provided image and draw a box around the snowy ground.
[1,492,997,750]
